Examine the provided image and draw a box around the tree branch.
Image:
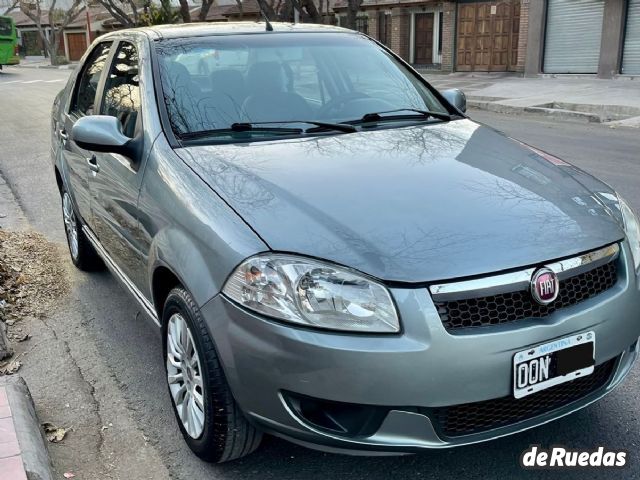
[2,0,18,15]
[95,0,136,27]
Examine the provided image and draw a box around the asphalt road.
[1,66,639,480]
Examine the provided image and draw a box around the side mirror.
[71,115,140,160]
[441,88,467,113]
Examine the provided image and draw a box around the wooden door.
[67,32,87,61]
[414,13,434,64]
[456,1,519,72]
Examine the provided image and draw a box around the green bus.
[0,15,19,69]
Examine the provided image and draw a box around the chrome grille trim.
[429,243,620,302]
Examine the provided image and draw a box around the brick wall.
[441,1,456,71]
[368,13,379,40]
[390,7,410,61]
[516,0,529,72]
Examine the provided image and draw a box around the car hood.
[177,119,624,283]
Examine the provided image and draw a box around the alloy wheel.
[62,192,79,260]
[167,313,206,439]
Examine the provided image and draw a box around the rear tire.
[61,189,103,271]
[163,287,262,463]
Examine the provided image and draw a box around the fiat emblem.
[530,268,559,305]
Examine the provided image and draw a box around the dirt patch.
[0,229,71,324]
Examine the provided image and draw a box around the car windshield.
[154,32,450,142]
[0,17,13,37]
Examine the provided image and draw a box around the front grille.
[435,260,618,332]
[430,358,616,438]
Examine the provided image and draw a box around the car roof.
[116,22,355,40]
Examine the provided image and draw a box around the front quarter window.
[100,41,141,138]
[71,42,112,117]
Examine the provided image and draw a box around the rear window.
[0,18,13,37]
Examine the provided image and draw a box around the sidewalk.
[422,73,640,127]
[0,376,54,480]
[14,56,76,70]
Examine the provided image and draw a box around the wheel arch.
[148,227,220,318]
[151,265,182,320]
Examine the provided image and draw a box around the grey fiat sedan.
[51,22,640,462]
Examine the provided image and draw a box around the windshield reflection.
[155,33,448,141]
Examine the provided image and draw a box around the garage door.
[66,32,87,62]
[622,0,640,74]
[456,0,520,72]
[543,0,605,73]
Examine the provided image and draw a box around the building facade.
[335,0,640,77]
[10,0,640,76]
[526,0,640,77]
[334,0,528,72]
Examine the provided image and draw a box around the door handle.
[87,155,100,173]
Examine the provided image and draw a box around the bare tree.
[256,0,322,23]
[2,0,19,15]
[176,0,190,23]
[94,0,140,27]
[19,0,83,65]
[345,0,364,30]
[197,0,216,21]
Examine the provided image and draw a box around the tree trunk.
[41,28,59,65]
[255,0,276,20]
[299,0,321,23]
[178,0,191,23]
[198,0,214,21]
[346,0,363,30]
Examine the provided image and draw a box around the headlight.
[222,254,400,333]
[619,196,640,271]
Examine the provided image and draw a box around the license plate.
[513,332,595,399]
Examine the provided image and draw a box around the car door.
[61,41,113,223]
[89,39,147,286]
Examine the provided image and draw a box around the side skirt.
[82,225,161,328]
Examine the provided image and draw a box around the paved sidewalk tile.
[0,441,20,459]
[0,387,28,480]
[0,455,27,480]
[0,418,18,445]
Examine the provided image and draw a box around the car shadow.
[77,271,639,480]
[213,401,636,480]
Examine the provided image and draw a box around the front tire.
[61,189,103,271]
[163,287,262,463]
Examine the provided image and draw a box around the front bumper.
[0,55,19,65]
[200,242,640,454]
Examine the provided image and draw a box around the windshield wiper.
[178,120,356,141]
[179,124,303,141]
[347,108,453,125]
[232,121,356,134]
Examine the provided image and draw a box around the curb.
[0,375,54,480]
[466,99,631,124]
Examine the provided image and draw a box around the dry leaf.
[42,422,69,443]
[0,360,21,375]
